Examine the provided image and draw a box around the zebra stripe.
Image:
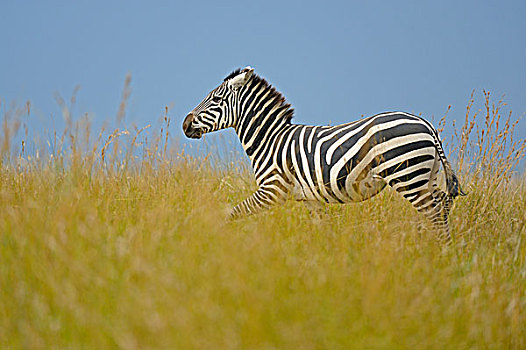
[183,67,465,243]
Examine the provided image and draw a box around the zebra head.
[183,66,254,139]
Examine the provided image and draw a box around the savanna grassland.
[1,91,525,349]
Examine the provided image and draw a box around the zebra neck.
[233,76,294,162]
[235,111,291,161]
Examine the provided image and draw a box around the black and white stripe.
[183,67,464,242]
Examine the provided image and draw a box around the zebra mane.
[249,73,295,124]
[224,68,243,81]
[224,68,294,124]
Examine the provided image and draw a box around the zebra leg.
[303,200,326,220]
[385,151,454,244]
[229,184,288,220]
[404,188,453,244]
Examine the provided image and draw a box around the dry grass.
[0,90,525,349]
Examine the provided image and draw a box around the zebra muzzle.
[182,113,202,139]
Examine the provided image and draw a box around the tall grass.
[0,87,525,349]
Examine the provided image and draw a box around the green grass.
[1,91,525,349]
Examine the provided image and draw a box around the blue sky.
[1,0,525,156]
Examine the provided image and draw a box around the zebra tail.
[430,129,466,199]
[446,169,466,198]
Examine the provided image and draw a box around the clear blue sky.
[1,0,525,155]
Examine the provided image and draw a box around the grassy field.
[1,92,525,349]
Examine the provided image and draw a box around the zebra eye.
[212,95,222,103]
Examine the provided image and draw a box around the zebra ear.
[229,67,254,89]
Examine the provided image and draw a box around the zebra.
[183,67,465,243]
